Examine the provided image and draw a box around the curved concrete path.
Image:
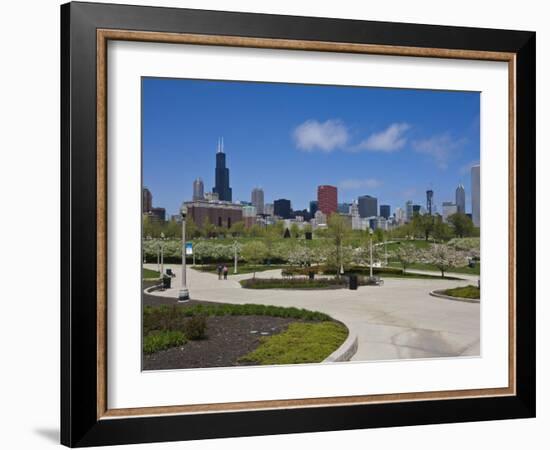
[145,264,480,362]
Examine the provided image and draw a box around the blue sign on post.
[185,242,193,255]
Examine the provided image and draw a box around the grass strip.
[239,322,348,365]
[443,285,480,299]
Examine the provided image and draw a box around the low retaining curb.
[323,332,358,363]
[429,289,480,304]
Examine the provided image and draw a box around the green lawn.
[239,322,348,365]
[443,285,480,299]
[143,268,161,279]
[384,240,433,252]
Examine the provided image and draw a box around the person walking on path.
[217,264,222,280]
[223,265,228,280]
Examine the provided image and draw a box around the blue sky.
[142,77,479,217]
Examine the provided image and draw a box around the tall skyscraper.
[455,184,466,214]
[395,207,405,224]
[426,189,434,215]
[412,204,422,215]
[213,137,232,202]
[309,200,318,217]
[142,187,152,213]
[317,185,338,215]
[380,204,390,219]
[251,187,264,215]
[274,199,292,219]
[193,177,204,201]
[405,200,413,222]
[471,165,480,227]
[358,195,377,218]
[442,202,458,223]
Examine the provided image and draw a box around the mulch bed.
[142,290,300,370]
[143,315,298,370]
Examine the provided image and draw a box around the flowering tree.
[240,241,269,278]
[425,244,468,278]
[392,243,420,274]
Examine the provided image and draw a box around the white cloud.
[293,119,349,152]
[357,123,410,152]
[339,178,382,190]
[413,134,466,170]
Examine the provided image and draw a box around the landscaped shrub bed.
[238,321,348,365]
[443,285,480,299]
[240,277,347,290]
[143,330,187,354]
[143,304,331,336]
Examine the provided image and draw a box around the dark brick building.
[185,200,243,229]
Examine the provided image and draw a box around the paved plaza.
[145,264,480,362]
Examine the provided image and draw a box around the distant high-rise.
[142,187,152,213]
[412,204,422,215]
[442,202,458,223]
[264,203,274,216]
[251,187,264,215]
[309,200,318,217]
[274,199,292,219]
[338,202,351,214]
[193,177,204,201]
[456,184,466,215]
[405,200,413,222]
[213,137,232,202]
[395,207,405,224]
[471,165,480,227]
[380,204,390,219]
[358,195,377,218]
[150,207,166,222]
[317,185,338,215]
[426,190,434,215]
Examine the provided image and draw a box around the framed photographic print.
[61,1,536,447]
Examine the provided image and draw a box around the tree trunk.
[441,269,445,278]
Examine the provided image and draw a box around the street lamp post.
[178,204,190,302]
[233,240,238,274]
[369,228,374,279]
[159,232,165,277]
[156,241,160,273]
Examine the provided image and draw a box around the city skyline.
[142,78,480,217]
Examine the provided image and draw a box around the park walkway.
[145,264,480,362]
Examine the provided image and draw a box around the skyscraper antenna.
[221,136,224,153]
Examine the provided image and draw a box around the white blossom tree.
[425,244,468,278]
[392,243,420,274]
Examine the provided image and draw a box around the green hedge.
[240,277,347,290]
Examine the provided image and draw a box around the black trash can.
[349,275,358,290]
[162,276,171,289]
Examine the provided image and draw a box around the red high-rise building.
[317,185,338,216]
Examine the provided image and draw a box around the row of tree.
[143,212,477,242]
[390,212,479,241]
